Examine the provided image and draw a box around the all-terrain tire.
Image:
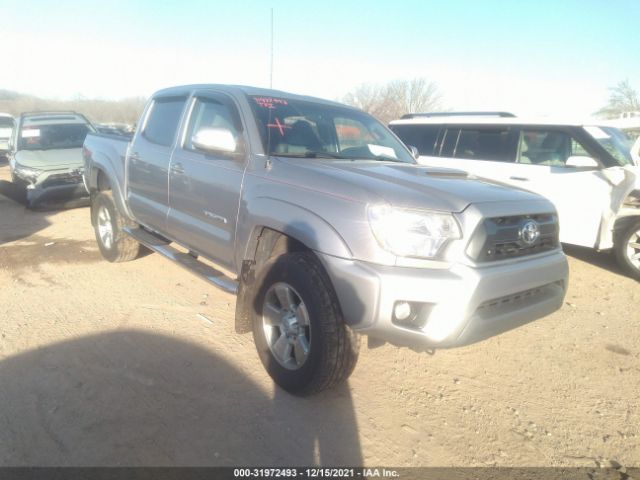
[91,191,142,263]
[614,219,640,281]
[251,252,360,395]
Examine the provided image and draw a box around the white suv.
[0,113,14,157]
[390,113,640,279]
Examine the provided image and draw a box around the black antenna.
[270,8,274,89]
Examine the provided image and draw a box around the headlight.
[14,164,42,182]
[368,204,462,259]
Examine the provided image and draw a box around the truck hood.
[275,158,545,212]
[14,148,83,170]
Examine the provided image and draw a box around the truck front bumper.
[317,251,568,350]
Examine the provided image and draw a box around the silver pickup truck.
[83,84,568,395]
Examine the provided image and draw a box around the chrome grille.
[469,213,559,262]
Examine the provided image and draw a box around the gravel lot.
[0,160,638,468]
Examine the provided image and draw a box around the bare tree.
[343,77,444,123]
[0,90,146,125]
[596,80,640,119]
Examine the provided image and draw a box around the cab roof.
[152,84,354,110]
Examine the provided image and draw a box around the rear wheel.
[91,191,142,263]
[614,219,640,280]
[251,252,360,395]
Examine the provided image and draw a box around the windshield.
[584,126,634,166]
[18,123,91,150]
[249,95,414,163]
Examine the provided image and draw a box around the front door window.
[517,130,590,167]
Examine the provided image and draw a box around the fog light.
[392,301,434,331]
[394,301,412,321]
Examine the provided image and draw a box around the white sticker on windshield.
[584,126,610,139]
[367,144,397,159]
[21,129,41,138]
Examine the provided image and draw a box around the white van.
[0,113,15,156]
[390,113,640,279]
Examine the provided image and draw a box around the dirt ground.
[0,160,638,468]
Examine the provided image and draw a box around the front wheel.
[91,191,142,263]
[614,219,640,280]
[251,252,360,395]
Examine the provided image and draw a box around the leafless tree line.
[0,90,146,125]
[596,80,640,119]
[343,77,445,124]
[1,77,637,127]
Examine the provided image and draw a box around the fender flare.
[238,197,353,264]
[88,155,133,220]
[233,197,353,335]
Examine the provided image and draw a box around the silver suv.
[8,111,94,207]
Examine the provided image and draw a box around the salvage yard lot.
[0,160,638,467]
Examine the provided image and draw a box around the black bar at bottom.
[0,467,636,480]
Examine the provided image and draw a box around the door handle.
[171,162,185,175]
[509,176,529,181]
[129,152,140,161]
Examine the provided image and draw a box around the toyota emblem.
[520,220,540,245]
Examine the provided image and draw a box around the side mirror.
[408,145,420,160]
[565,155,598,168]
[192,128,237,154]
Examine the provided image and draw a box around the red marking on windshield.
[254,97,288,109]
[267,117,289,136]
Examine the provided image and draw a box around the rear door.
[416,124,521,183]
[166,91,247,270]
[128,95,188,233]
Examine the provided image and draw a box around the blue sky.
[2,0,639,117]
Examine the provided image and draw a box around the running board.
[123,227,239,295]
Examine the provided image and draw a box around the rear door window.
[389,124,440,155]
[143,97,187,147]
[452,128,515,162]
[439,128,459,157]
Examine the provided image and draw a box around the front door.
[498,128,610,248]
[167,92,247,270]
